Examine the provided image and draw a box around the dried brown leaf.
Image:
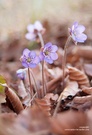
[5,86,24,114]
[50,110,88,135]
[72,46,92,60]
[46,76,62,93]
[15,106,50,134]
[67,95,92,111]
[35,98,51,116]
[82,87,92,95]
[58,81,80,100]
[73,95,92,104]
[84,64,92,77]
[68,66,90,88]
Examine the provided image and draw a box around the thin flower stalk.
[28,67,33,99]
[38,32,47,97]
[53,36,71,117]
[62,36,71,89]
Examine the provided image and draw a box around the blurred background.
[0,0,92,41]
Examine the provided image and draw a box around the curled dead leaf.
[5,86,24,114]
[35,97,52,116]
[82,87,92,95]
[58,81,79,101]
[68,66,90,88]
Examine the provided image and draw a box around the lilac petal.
[75,25,85,33]
[16,69,26,80]
[29,63,37,68]
[73,22,78,28]
[23,48,30,57]
[44,42,52,48]
[27,24,34,33]
[44,57,53,64]
[22,61,29,68]
[72,22,78,31]
[50,52,58,60]
[25,33,36,41]
[34,21,43,32]
[51,45,58,52]
[33,56,40,64]
[29,51,36,58]
[76,33,87,42]
[39,53,44,61]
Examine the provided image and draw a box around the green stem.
[53,36,71,117]
[38,32,47,97]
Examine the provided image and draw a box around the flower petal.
[50,52,58,60]
[23,48,30,57]
[44,42,52,48]
[33,56,40,64]
[25,33,36,41]
[75,25,85,33]
[34,21,43,32]
[29,63,37,68]
[72,22,78,31]
[27,24,34,33]
[76,33,87,43]
[44,57,53,64]
[29,51,36,58]
[51,45,58,52]
[22,61,29,68]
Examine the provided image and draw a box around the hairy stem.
[53,36,71,117]
[38,32,47,97]
[28,67,32,98]
[62,36,71,89]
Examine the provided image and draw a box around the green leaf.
[0,75,6,93]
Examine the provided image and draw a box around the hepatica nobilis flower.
[69,22,87,43]
[25,21,45,41]
[16,69,26,80]
[20,48,40,68]
[39,42,58,64]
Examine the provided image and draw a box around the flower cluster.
[25,21,45,41]
[18,21,87,73]
[20,42,58,68]
[69,22,87,43]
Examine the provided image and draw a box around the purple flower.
[20,48,40,68]
[69,22,87,43]
[16,69,26,80]
[25,21,45,41]
[39,42,58,64]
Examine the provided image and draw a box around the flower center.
[26,57,31,63]
[44,50,49,56]
[43,47,52,56]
